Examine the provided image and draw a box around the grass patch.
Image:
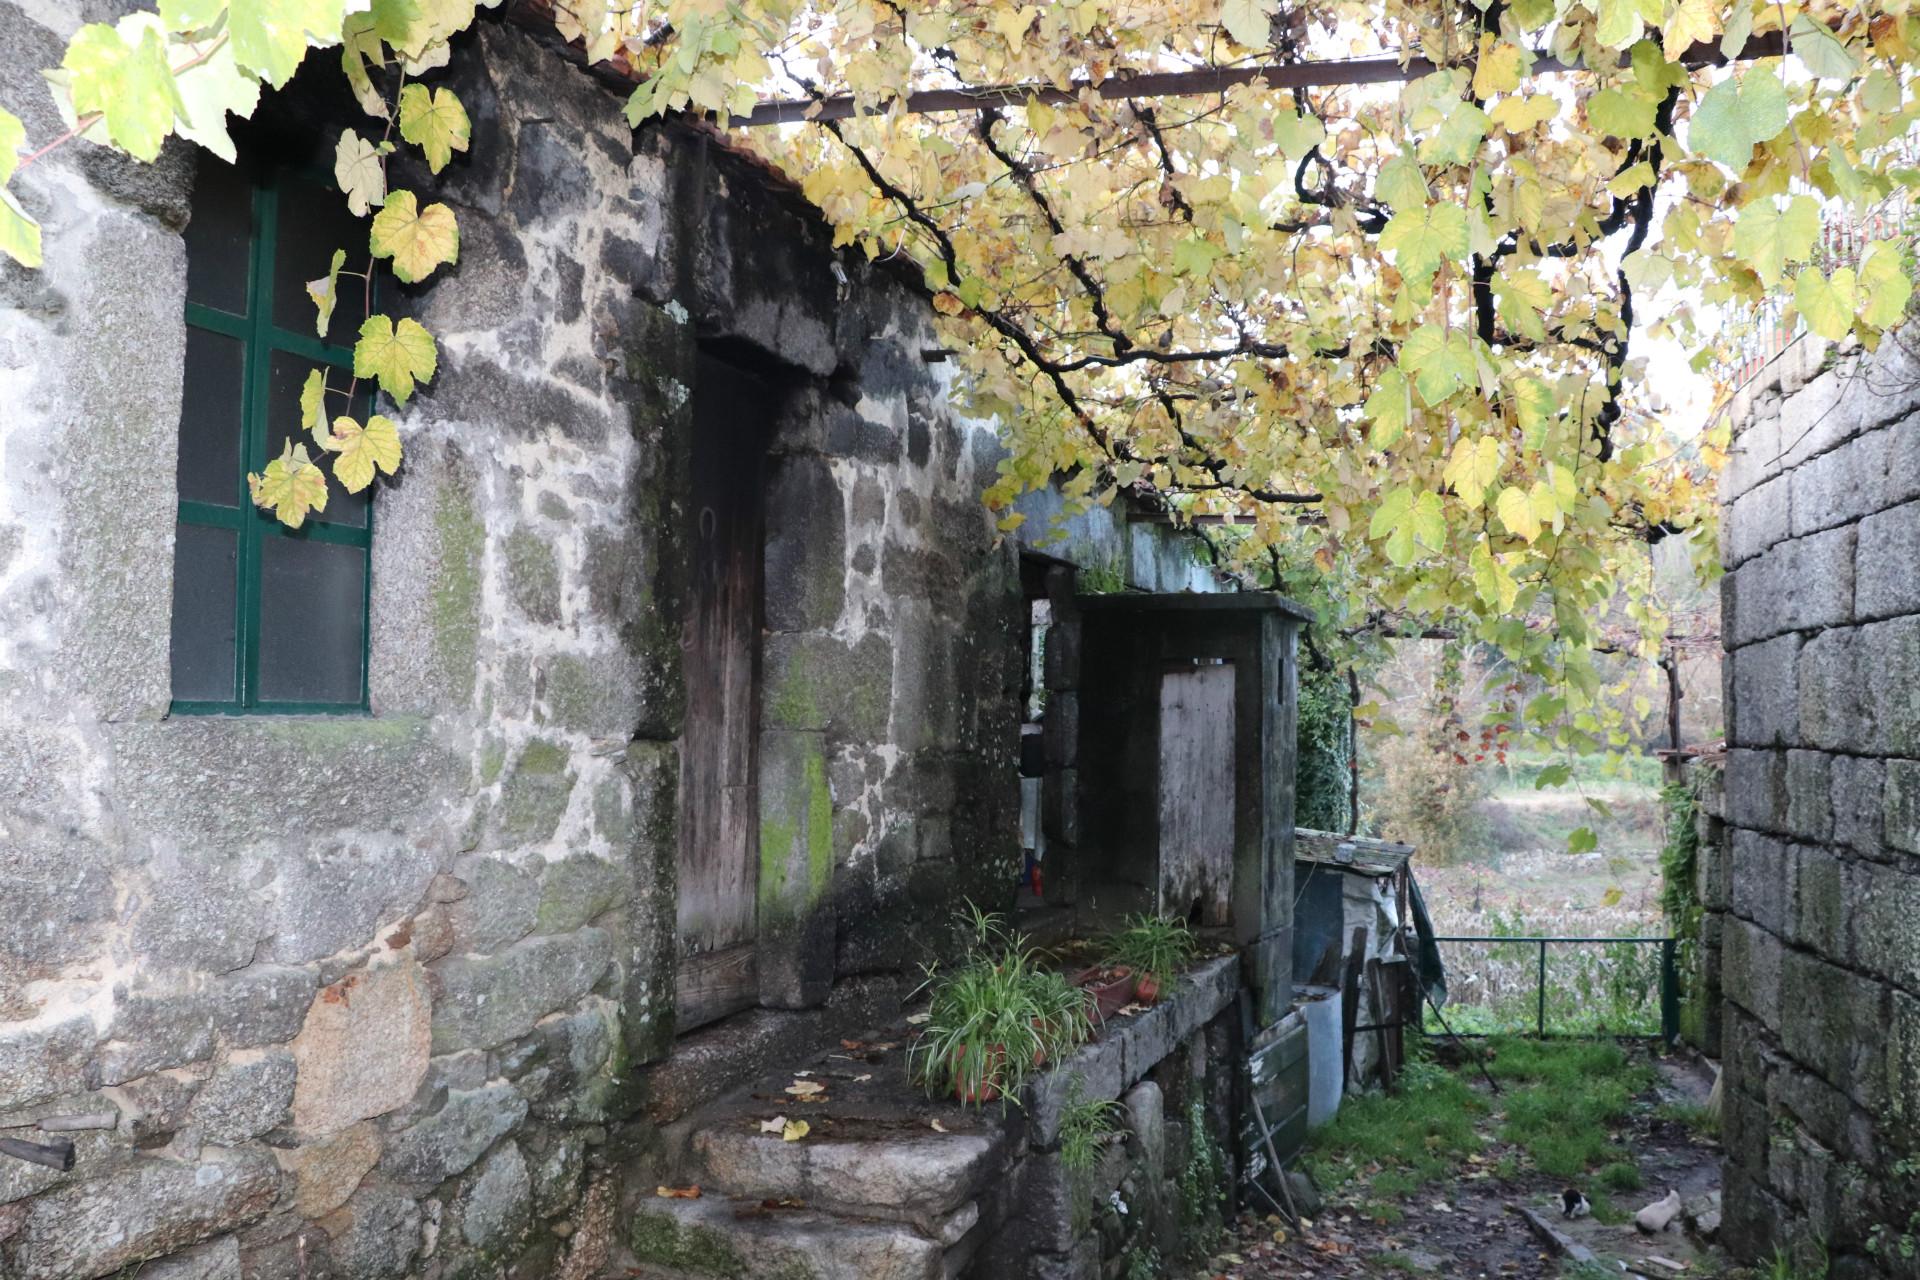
[1485,1038,1651,1178]
[1598,1160,1643,1192]
[1657,1101,1721,1141]
[1303,1056,1487,1197]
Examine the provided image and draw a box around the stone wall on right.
[1716,331,1920,1277]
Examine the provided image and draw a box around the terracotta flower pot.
[952,1044,1005,1103]
[1132,973,1162,1005]
[1074,966,1136,1022]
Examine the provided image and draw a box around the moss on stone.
[495,738,575,845]
[432,480,485,704]
[504,526,562,624]
[479,740,508,787]
[540,655,602,732]
[518,738,570,775]
[628,1209,748,1277]
[261,715,426,748]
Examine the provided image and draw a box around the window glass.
[169,524,238,701]
[265,349,370,527]
[271,170,366,345]
[177,327,246,507]
[184,159,253,315]
[256,537,366,704]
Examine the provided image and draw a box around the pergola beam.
[725,31,1785,129]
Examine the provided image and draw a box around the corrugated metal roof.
[1293,828,1415,877]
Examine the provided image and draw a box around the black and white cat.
[1561,1188,1593,1220]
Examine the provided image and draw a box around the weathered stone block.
[101,966,317,1084]
[491,738,577,849]
[1796,627,1868,754]
[1888,759,1920,857]
[291,959,431,1136]
[1787,844,1849,960]
[1728,527,1856,646]
[1855,499,1920,621]
[1829,756,1886,858]
[429,929,613,1053]
[764,456,846,633]
[1726,474,1792,568]
[617,741,678,1067]
[757,730,835,1009]
[1722,916,1784,1029]
[0,1010,97,1112]
[535,855,627,934]
[1728,634,1801,749]
[318,1183,422,1280]
[761,631,894,740]
[1861,615,1920,757]
[1783,751,1833,844]
[444,856,541,955]
[131,844,263,974]
[0,1150,278,1280]
[190,1048,295,1146]
[1886,991,1920,1150]
[458,1141,532,1251]
[262,840,437,966]
[503,525,561,625]
[381,1083,529,1187]
[1726,750,1789,836]
[279,1121,382,1219]
[138,1235,241,1280]
[1853,863,1920,995]
[1778,951,1889,1115]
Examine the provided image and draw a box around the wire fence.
[1422,935,1678,1042]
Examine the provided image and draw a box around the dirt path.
[1184,1049,1724,1280]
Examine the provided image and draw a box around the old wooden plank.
[1156,663,1236,925]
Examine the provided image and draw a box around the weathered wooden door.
[676,354,773,1031]
[1157,662,1237,924]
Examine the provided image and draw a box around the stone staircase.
[610,1022,1016,1280]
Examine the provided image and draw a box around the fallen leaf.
[905,1012,931,1025]
[852,1073,872,1083]
[795,1069,814,1077]
[930,1119,949,1133]
[655,1185,701,1199]
[782,1119,810,1142]
[785,1080,826,1097]
[759,1116,787,1134]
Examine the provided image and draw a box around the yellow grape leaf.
[335,129,387,216]
[328,414,402,492]
[307,248,346,337]
[1443,435,1502,510]
[62,22,184,162]
[1364,366,1413,447]
[1858,241,1914,330]
[1375,151,1427,211]
[1593,0,1642,50]
[353,314,438,403]
[1221,0,1277,48]
[1380,203,1469,286]
[1470,540,1519,611]
[300,368,330,438]
[1472,39,1528,98]
[248,440,330,527]
[1794,267,1856,341]
[1662,0,1718,60]
[1496,484,1541,542]
[370,190,459,284]
[398,84,469,174]
[1491,95,1557,133]
[228,0,348,87]
[340,14,390,119]
[782,1119,810,1142]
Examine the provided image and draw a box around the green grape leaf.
[1364,365,1413,447]
[1418,102,1490,167]
[1794,266,1856,341]
[306,248,346,337]
[1221,0,1276,48]
[62,22,185,162]
[1789,14,1859,80]
[353,313,437,403]
[1588,87,1655,138]
[0,188,42,269]
[1399,324,1473,406]
[1732,195,1819,287]
[1594,0,1642,49]
[1367,486,1415,565]
[229,0,348,87]
[1718,0,1753,58]
[335,129,386,216]
[328,413,402,492]
[170,34,261,162]
[1409,491,1446,554]
[370,0,421,45]
[369,189,459,283]
[248,440,330,527]
[1858,241,1915,329]
[1380,203,1469,286]
[1375,151,1428,211]
[157,0,224,33]
[1687,67,1788,170]
[1567,826,1599,854]
[300,368,330,437]
[397,84,469,174]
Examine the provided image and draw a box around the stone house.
[0,7,1308,1277]
[1708,331,1920,1278]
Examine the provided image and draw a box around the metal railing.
[1423,935,1679,1044]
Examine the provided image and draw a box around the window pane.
[170,523,238,702]
[266,349,370,527]
[256,537,366,705]
[271,171,365,346]
[178,327,246,507]
[185,157,253,315]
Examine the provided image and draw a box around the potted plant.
[1101,915,1198,1005]
[1072,964,1137,1022]
[909,906,1094,1104]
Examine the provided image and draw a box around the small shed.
[1291,829,1419,1092]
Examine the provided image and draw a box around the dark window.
[171,150,371,713]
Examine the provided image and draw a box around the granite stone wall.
[0,10,1039,1276]
[1715,331,1920,1278]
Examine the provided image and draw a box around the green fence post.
[1660,938,1679,1047]
[1536,939,1547,1037]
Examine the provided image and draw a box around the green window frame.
[169,156,373,715]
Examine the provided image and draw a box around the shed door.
[676,354,772,1031]
[1157,662,1236,924]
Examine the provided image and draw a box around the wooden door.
[1157,662,1236,924]
[675,354,773,1031]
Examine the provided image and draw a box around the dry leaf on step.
[782,1120,810,1142]
[785,1080,827,1098]
[759,1116,787,1134]
[930,1119,949,1133]
[655,1185,701,1199]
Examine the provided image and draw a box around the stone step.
[681,1123,1004,1228]
[626,1192,948,1280]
